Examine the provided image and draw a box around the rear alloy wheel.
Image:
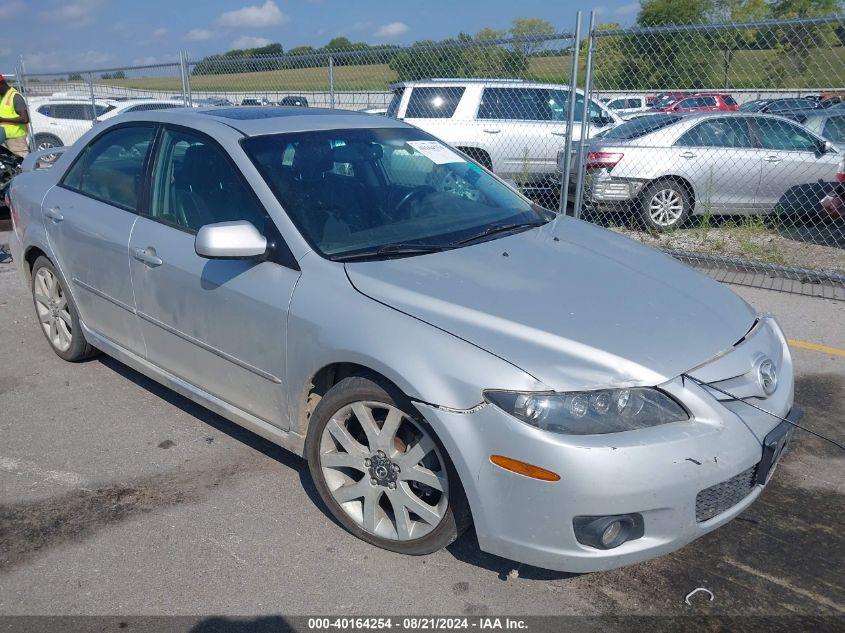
[33,134,62,163]
[306,376,470,554]
[640,180,691,231]
[31,257,96,361]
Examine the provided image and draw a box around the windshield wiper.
[331,243,452,262]
[453,220,547,246]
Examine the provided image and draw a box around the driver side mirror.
[822,140,837,154]
[195,220,268,259]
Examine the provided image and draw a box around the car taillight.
[585,152,624,169]
[837,159,845,182]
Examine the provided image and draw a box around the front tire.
[305,375,470,555]
[31,257,96,361]
[640,180,691,231]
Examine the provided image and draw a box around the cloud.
[77,50,114,66]
[614,2,640,16]
[0,2,25,19]
[186,29,215,41]
[39,0,102,29]
[217,1,287,28]
[152,27,168,38]
[230,36,273,49]
[133,54,178,66]
[374,22,408,38]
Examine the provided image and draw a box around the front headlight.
[484,388,689,435]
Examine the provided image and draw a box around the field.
[65,46,845,95]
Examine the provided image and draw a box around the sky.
[0,0,642,75]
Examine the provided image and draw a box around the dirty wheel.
[31,256,96,361]
[306,375,470,555]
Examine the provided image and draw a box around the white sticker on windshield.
[405,140,464,165]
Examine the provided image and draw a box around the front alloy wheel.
[307,376,470,554]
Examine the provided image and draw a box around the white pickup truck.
[387,79,622,187]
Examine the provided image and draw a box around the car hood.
[345,218,756,392]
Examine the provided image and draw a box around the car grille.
[695,464,759,522]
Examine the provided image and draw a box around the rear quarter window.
[404,86,465,118]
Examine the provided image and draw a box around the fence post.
[558,11,582,215]
[178,51,188,106]
[328,55,335,109]
[572,9,597,220]
[87,73,97,123]
[17,56,35,152]
[184,51,193,107]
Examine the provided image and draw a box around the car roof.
[110,106,410,136]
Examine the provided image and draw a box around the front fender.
[286,252,545,436]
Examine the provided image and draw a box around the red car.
[653,93,739,113]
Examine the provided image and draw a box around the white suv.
[28,97,117,157]
[387,79,621,186]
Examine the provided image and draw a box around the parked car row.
[564,111,843,229]
[241,95,309,107]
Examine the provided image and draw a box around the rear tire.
[31,256,97,362]
[305,375,471,555]
[33,134,62,163]
[639,180,691,231]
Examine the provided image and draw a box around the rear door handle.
[764,155,782,163]
[132,246,163,267]
[44,206,63,222]
[679,151,697,159]
[483,129,501,134]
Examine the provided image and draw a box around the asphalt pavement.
[0,228,843,619]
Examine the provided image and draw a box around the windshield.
[242,128,545,260]
[600,114,681,140]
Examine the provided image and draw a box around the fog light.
[573,514,644,550]
[601,520,623,547]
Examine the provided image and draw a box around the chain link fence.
[581,14,845,298]
[11,13,845,297]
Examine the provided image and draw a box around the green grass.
[49,46,845,93]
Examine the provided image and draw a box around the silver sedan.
[9,107,797,572]
[569,112,842,230]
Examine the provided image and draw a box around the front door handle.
[764,155,782,163]
[44,206,63,223]
[679,151,697,159]
[483,129,501,134]
[132,246,163,267]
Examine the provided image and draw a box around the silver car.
[570,112,842,230]
[9,108,798,572]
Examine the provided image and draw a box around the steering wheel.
[394,185,436,217]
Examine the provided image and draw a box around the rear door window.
[478,88,551,121]
[676,118,753,148]
[754,117,820,152]
[405,86,464,118]
[61,125,156,211]
[822,116,845,143]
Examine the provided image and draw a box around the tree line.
[190,18,562,78]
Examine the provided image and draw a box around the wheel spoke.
[380,408,402,453]
[326,419,368,456]
[49,318,58,343]
[392,503,413,540]
[321,450,366,471]
[352,402,380,448]
[332,478,369,504]
[390,485,442,526]
[38,310,51,324]
[56,321,71,348]
[400,464,445,492]
[57,309,72,328]
[362,489,381,532]
[34,292,50,307]
[397,434,435,468]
